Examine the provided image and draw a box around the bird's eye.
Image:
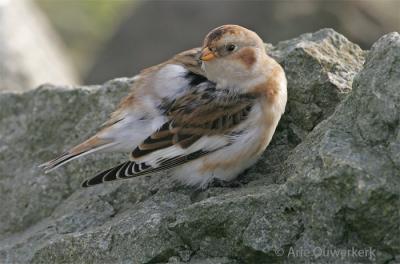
[226,44,237,52]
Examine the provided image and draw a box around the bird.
[40,25,287,188]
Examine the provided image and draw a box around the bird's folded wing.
[82,85,256,187]
[131,89,255,160]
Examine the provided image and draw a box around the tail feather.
[39,136,114,173]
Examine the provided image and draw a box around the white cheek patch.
[203,58,259,88]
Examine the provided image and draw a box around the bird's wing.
[41,48,205,172]
[82,83,256,187]
[98,48,205,128]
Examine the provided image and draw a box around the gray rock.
[0,29,397,264]
[282,31,400,263]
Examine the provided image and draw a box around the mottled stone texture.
[0,29,398,264]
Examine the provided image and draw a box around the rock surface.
[0,29,398,264]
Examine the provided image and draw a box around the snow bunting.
[40,25,287,188]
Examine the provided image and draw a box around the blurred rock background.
[0,0,399,90]
[0,0,78,92]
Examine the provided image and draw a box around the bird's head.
[200,25,267,88]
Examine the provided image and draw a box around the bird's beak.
[200,47,216,61]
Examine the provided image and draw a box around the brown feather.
[236,48,256,69]
[130,90,255,160]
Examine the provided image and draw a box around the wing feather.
[82,66,257,186]
[131,92,254,160]
[81,150,209,187]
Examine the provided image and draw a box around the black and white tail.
[39,136,114,173]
